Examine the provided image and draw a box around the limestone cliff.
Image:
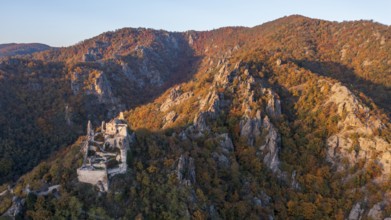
[325,82,391,177]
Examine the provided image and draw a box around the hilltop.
[0,15,390,219]
[0,43,51,57]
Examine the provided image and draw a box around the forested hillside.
[0,43,51,57]
[0,15,390,219]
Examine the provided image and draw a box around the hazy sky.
[0,0,389,47]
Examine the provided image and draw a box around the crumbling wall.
[77,168,108,191]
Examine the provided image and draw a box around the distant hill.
[0,43,51,57]
[0,15,390,219]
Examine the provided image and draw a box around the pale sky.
[0,0,389,47]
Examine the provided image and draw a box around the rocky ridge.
[0,16,390,219]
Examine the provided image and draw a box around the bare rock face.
[121,62,136,81]
[260,116,281,173]
[325,82,391,177]
[252,191,271,207]
[265,90,282,118]
[169,86,183,100]
[235,70,282,174]
[212,152,230,169]
[160,86,193,112]
[326,82,382,134]
[83,48,103,62]
[214,63,234,86]
[65,105,72,126]
[162,111,177,128]
[208,205,220,220]
[199,90,221,114]
[177,155,196,185]
[291,170,300,190]
[91,72,114,102]
[139,58,164,87]
[3,196,25,217]
[191,89,225,133]
[348,203,364,220]
[218,133,234,153]
[239,110,281,174]
[367,202,384,220]
[240,110,262,146]
[71,70,116,104]
[327,135,391,174]
[211,133,235,169]
[193,112,209,132]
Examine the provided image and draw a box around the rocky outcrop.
[367,202,384,220]
[291,170,300,190]
[240,110,262,146]
[212,152,230,169]
[121,62,136,81]
[90,72,115,103]
[177,155,196,185]
[193,112,209,132]
[265,90,282,118]
[65,105,72,126]
[83,48,103,62]
[233,65,282,174]
[199,90,221,114]
[348,203,364,220]
[191,89,225,133]
[214,63,235,87]
[325,82,383,135]
[82,41,109,62]
[208,205,220,220]
[327,135,391,174]
[239,112,281,173]
[252,191,271,208]
[211,133,235,169]
[162,111,177,128]
[325,82,391,177]
[260,116,281,173]
[139,58,164,87]
[218,133,234,153]
[160,86,193,112]
[2,196,25,218]
[71,69,117,104]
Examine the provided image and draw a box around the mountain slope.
[0,29,198,184]
[0,15,390,219]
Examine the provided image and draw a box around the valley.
[0,15,390,219]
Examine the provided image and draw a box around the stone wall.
[77,168,108,191]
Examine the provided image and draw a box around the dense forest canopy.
[0,15,390,219]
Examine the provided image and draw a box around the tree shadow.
[294,59,391,117]
[0,33,203,184]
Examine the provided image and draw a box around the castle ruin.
[77,117,130,191]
